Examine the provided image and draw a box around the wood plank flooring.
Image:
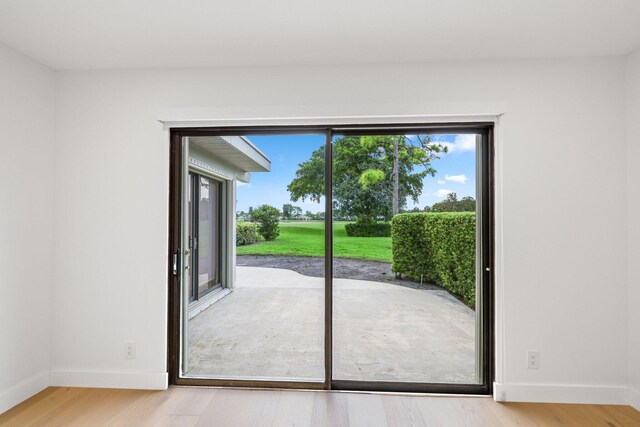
[1,386,639,426]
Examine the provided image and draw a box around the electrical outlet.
[527,350,539,369]
[125,342,136,360]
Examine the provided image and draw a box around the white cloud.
[434,189,454,198]
[434,134,476,154]
[437,179,446,185]
[445,174,468,184]
[237,181,251,187]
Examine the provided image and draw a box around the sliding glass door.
[330,129,491,392]
[176,133,326,386]
[168,125,492,394]
[188,173,223,302]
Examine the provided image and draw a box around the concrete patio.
[187,266,477,384]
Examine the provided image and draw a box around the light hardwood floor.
[1,387,639,426]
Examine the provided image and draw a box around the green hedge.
[344,222,391,237]
[236,222,260,246]
[392,212,476,306]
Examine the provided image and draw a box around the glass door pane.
[197,176,221,296]
[182,134,326,383]
[332,133,482,385]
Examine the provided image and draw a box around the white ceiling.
[1,0,639,70]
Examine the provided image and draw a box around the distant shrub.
[249,204,281,241]
[236,222,259,246]
[344,222,391,237]
[392,212,476,306]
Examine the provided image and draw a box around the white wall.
[51,57,630,402]
[627,48,640,411]
[0,43,55,413]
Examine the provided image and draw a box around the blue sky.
[236,134,476,213]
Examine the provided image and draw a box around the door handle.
[172,249,180,278]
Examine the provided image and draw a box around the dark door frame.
[167,123,494,394]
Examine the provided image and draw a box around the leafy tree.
[282,203,293,219]
[426,193,476,212]
[282,203,303,220]
[249,204,281,241]
[288,135,444,224]
[236,210,248,221]
[305,211,324,220]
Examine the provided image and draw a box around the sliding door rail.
[331,380,490,395]
[171,122,493,137]
[174,378,325,390]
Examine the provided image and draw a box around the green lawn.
[236,221,392,263]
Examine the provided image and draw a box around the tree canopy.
[282,203,302,220]
[425,192,476,212]
[287,135,444,224]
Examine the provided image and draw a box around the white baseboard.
[630,386,640,411]
[493,381,507,402]
[0,370,50,415]
[493,382,629,405]
[50,370,168,390]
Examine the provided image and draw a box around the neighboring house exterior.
[181,135,270,319]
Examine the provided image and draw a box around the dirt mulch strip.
[236,254,442,291]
